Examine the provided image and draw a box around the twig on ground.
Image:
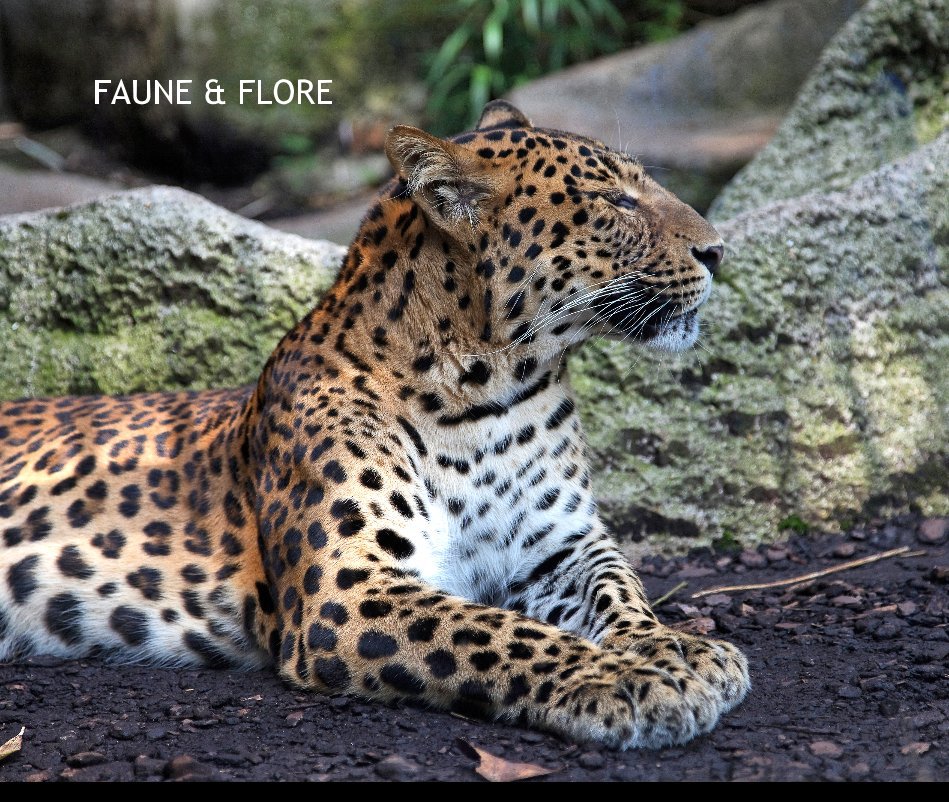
[778,725,841,737]
[691,546,912,599]
[651,581,687,608]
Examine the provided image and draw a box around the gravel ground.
[1,515,946,782]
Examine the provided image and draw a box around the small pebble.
[879,699,900,717]
[578,751,606,769]
[849,761,870,779]
[908,710,944,728]
[833,543,856,558]
[164,755,213,780]
[830,595,862,608]
[896,601,917,616]
[836,685,862,699]
[809,740,844,759]
[765,547,788,562]
[133,755,166,777]
[929,566,949,583]
[739,550,767,569]
[910,664,943,681]
[917,518,948,545]
[373,754,420,781]
[109,721,139,740]
[676,565,717,579]
[859,676,890,692]
[873,619,903,639]
[65,751,107,768]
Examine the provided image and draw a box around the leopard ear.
[385,125,498,233]
[476,100,532,130]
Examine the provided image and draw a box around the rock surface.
[711,0,948,219]
[509,0,865,210]
[0,167,124,216]
[575,133,947,547]
[571,0,948,547]
[0,186,344,397]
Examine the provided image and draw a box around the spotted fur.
[0,102,748,749]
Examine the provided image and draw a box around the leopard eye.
[612,194,638,211]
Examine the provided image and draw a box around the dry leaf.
[0,727,25,762]
[900,742,930,756]
[457,739,555,782]
[676,617,716,635]
[285,711,304,727]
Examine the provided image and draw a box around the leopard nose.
[691,243,724,276]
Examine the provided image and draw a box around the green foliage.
[778,515,810,535]
[711,530,743,554]
[425,0,683,135]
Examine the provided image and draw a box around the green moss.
[712,531,742,555]
[778,515,809,535]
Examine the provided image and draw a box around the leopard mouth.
[588,270,711,351]
[590,289,701,351]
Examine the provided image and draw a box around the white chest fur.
[404,386,597,605]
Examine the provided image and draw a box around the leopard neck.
[284,189,569,417]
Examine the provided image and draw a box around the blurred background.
[0,0,864,244]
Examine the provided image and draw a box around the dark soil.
[2,516,946,782]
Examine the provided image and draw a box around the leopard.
[0,101,748,750]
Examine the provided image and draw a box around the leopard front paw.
[538,632,749,750]
[539,660,715,749]
[626,628,750,710]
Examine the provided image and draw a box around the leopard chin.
[641,309,701,352]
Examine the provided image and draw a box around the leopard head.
[383,101,724,366]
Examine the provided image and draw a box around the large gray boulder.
[711,0,948,219]
[0,187,344,398]
[509,0,865,210]
[572,0,948,548]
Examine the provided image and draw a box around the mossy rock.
[571,0,948,551]
[0,186,344,398]
[711,0,949,220]
[573,134,947,550]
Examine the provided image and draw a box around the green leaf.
[427,24,473,82]
[563,0,593,30]
[469,64,495,121]
[541,0,561,30]
[521,0,540,34]
[483,14,504,63]
[428,61,475,116]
